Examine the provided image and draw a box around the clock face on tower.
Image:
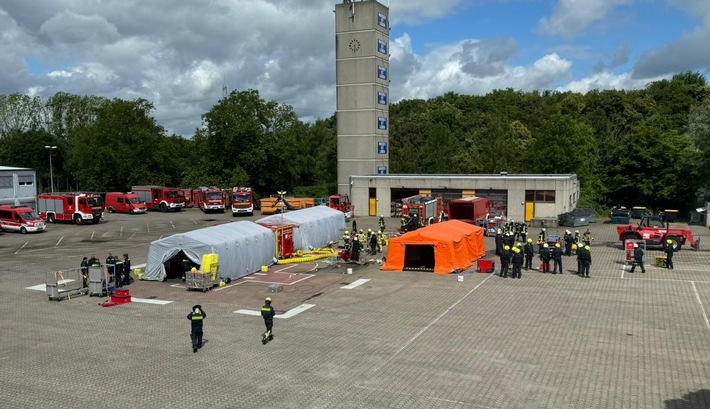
[349,39,361,52]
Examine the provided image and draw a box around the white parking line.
[341,278,370,289]
[120,227,123,237]
[213,281,246,291]
[55,236,64,247]
[372,273,494,373]
[101,231,110,238]
[170,221,175,229]
[15,241,28,254]
[91,231,95,240]
[234,303,315,319]
[128,232,136,240]
[692,281,710,335]
[146,224,150,233]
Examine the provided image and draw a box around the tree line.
[1,72,709,214]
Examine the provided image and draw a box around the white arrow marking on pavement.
[234,303,315,319]
[132,297,173,305]
[341,278,370,289]
[26,279,75,291]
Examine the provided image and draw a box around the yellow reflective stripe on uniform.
[261,308,271,313]
[191,316,203,321]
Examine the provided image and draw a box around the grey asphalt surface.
[2,210,710,408]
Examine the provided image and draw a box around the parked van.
[0,205,46,233]
[105,192,147,214]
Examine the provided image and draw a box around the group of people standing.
[497,227,593,278]
[79,253,131,288]
[341,222,388,262]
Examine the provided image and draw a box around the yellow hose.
[276,252,334,264]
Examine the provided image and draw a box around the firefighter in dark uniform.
[351,236,361,262]
[537,228,546,253]
[181,256,191,281]
[80,257,89,288]
[511,246,524,279]
[524,238,535,270]
[379,215,386,231]
[114,257,125,288]
[369,232,378,255]
[122,253,131,285]
[629,243,646,273]
[665,239,675,270]
[520,222,528,243]
[187,304,206,352]
[579,245,592,277]
[564,230,574,256]
[495,229,503,256]
[552,243,563,274]
[500,245,511,278]
[261,297,276,341]
[540,243,551,273]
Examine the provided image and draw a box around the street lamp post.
[44,145,57,193]
[277,190,286,258]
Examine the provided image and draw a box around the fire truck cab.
[38,192,104,225]
[231,187,254,216]
[328,194,354,219]
[197,187,226,213]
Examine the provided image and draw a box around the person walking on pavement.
[511,247,524,279]
[665,240,675,270]
[552,243,563,274]
[629,242,646,273]
[524,238,534,270]
[579,245,592,277]
[80,257,89,288]
[261,297,276,342]
[187,305,206,352]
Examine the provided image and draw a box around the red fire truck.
[328,194,354,219]
[196,187,226,213]
[131,186,186,212]
[231,187,255,216]
[402,195,444,225]
[37,192,104,225]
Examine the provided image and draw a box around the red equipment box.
[476,259,495,273]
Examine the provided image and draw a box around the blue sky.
[1,0,709,135]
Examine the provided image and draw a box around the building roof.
[0,166,33,171]
[351,173,577,181]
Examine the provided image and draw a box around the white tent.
[256,206,345,251]
[143,221,275,281]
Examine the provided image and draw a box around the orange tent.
[381,220,486,274]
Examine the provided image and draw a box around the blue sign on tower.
[377,117,387,130]
[377,39,387,54]
[377,91,387,105]
[378,13,387,28]
[377,166,387,175]
[377,142,387,154]
[377,65,387,80]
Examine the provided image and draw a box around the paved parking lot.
[2,210,710,408]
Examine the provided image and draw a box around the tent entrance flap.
[165,251,197,279]
[403,245,435,271]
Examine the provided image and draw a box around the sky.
[1,0,709,136]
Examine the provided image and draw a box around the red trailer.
[448,196,490,225]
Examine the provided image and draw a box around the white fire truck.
[37,192,105,225]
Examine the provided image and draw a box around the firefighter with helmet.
[500,245,511,278]
[261,297,276,342]
[524,238,534,270]
[540,243,551,273]
[537,228,546,253]
[582,228,593,246]
[665,239,675,270]
[552,243,563,274]
[379,215,385,230]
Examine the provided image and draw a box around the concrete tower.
[335,0,390,196]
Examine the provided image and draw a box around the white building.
[349,173,580,223]
[0,166,38,209]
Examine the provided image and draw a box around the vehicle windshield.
[20,211,40,220]
[166,190,184,198]
[234,193,250,203]
[206,192,223,200]
[641,217,665,228]
[87,197,103,206]
[128,197,141,204]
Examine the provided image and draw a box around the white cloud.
[390,35,572,101]
[559,71,667,93]
[537,0,630,38]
